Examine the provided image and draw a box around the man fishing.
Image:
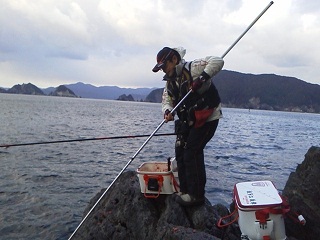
[152,46,224,206]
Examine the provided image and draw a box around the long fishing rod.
[172,0,275,106]
[221,1,274,59]
[68,2,274,239]
[68,95,189,240]
[0,133,176,148]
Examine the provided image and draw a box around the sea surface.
[0,93,319,240]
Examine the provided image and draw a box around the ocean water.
[0,93,319,240]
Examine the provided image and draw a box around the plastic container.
[137,162,176,198]
[234,180,287,240]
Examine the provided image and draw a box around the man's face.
[162,57,177,77]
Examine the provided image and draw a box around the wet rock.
[283,146,320,240]
[73,171,240,240]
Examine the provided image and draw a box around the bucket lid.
[234,180,282,208]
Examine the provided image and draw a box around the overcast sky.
[0,0,319,89]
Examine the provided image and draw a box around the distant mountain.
[145,88,163,103]
[55,82,156,101]
[49,85,78,97]
[145,70,320,113]
[42,87,55,95]
[214,70,320,113]
[3,84,77,98]
[0,87,7,93]
[7,83,45,95]
[2,70,320,113]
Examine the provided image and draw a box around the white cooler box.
[234,180,287,240]
[137,162,179,198]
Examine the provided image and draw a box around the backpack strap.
[181,62,192,83]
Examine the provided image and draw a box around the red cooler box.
[234,180,287,240]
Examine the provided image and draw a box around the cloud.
[0,0,319,89]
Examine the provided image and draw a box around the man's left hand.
[191,76,205,92]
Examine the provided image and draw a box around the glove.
[191,76,205,91]
[164,109,171,116]
[164,109,174,122]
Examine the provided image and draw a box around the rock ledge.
[74,146,320,240]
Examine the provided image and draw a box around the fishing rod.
[68,2,274,239]
[171,0,275,106]
[0,133,176,148]
[68,94,190,240]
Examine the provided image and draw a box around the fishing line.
[0,133,176,148]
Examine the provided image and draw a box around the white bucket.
[137,162,177,197]
[234,180,287,240]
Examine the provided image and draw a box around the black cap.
[152,47,174,72]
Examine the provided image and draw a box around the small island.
[116,94,134,101]
[1,83,78,98]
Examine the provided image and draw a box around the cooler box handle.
[143,175,163,198]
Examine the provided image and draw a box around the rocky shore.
[72,146,320,240]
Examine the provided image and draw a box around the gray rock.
[73,146,320,240]
[73,171,240,240]
[283,146,320,240]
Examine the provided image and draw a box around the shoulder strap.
[179,62,193,91]
[181,62,192,81]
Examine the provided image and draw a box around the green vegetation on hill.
[146,70,320,113]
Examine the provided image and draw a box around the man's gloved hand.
[191,76,205,92]
[164,109,174,123]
